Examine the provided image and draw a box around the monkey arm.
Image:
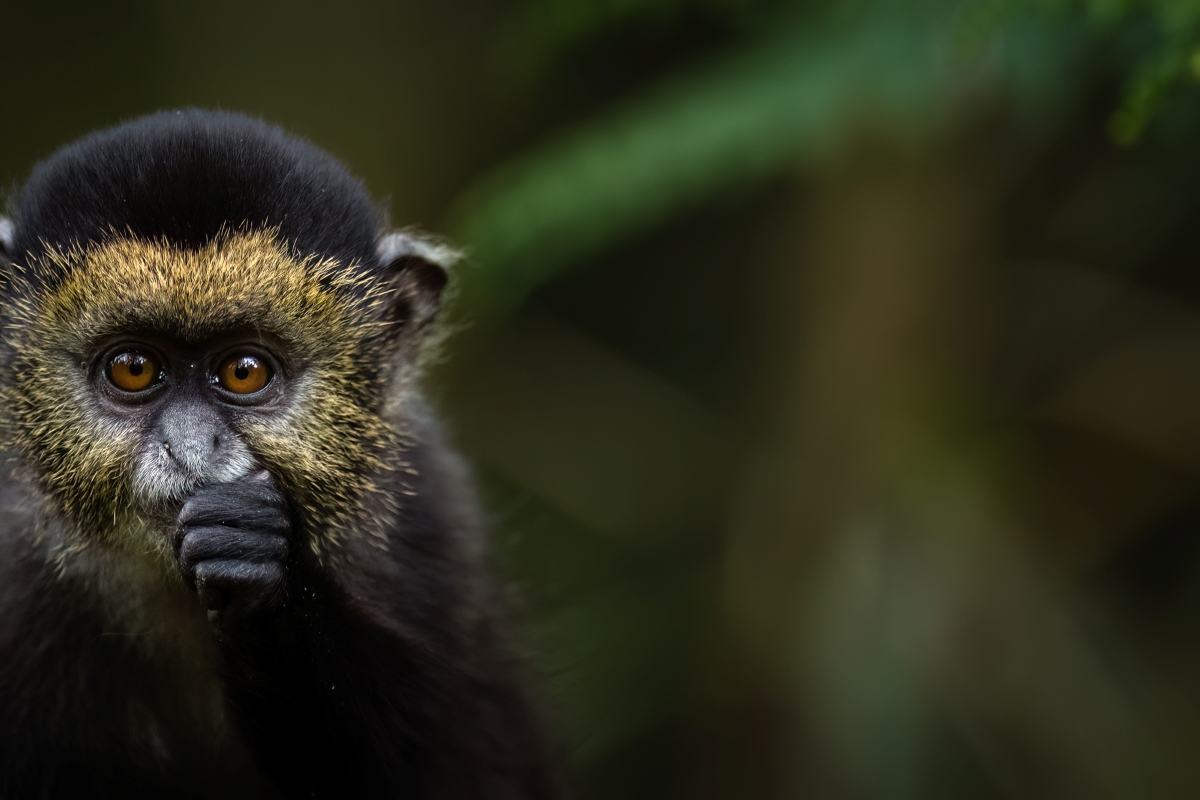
[174,467,556,799]
[213,563,448,798]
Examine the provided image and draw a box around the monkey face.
[2,231,407,551]
[92,338,285,508]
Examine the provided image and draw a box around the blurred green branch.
[451,0,1200,312]
[452,5,1000,312]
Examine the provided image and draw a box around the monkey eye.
[216,354,272,394]
[107,350,162,393]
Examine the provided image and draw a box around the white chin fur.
[131,443,257,505]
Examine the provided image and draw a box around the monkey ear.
[0,218,15,294]
[375,231,459,338]
[0,217,14,263]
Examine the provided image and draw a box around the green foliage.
[455,4,966,310]
[452,1,1200,304]
[970,0,1200,142]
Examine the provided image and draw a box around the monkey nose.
[163,433,222,474]
[157,402,227,475]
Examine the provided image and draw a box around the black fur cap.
[6,110,384,276]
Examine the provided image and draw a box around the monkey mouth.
[132,446,258,507]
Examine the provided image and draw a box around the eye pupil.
[129,362,143,376]
[235,366,249,380]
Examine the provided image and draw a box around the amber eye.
[107,351,161,392]
[217,354,271,394]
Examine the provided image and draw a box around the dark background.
[6,1,1200,797]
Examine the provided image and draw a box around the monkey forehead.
[12,231,389,351]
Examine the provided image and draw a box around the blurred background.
[7,0,1200,796]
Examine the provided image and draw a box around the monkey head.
[0,113,452,570]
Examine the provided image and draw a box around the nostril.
[213,435,220,450]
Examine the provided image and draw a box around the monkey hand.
[175,471,292,626]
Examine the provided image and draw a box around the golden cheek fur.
[1,231,402,552]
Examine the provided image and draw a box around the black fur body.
[0,111,558,799]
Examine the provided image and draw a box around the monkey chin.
[113,459,260,578]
